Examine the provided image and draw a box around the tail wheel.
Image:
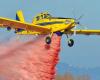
[45,36,51,44]
[68,39,74,47]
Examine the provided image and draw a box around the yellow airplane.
[0,10,100,47]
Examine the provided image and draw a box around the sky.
[0,0,100,68]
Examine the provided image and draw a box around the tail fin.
[15,10,25,33]
[16,10,25,22]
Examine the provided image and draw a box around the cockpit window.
[44,14,47,18]
[41,13,44,19]
[36,16,40,21]
[44,14,51,19]
[34,12,52,21]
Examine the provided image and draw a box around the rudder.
[16,10,25,22]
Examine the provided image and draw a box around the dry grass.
[55,73,91,80]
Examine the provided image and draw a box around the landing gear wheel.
[68,39,74,47]
[45,36,51,44]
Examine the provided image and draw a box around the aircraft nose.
[75,21,80,25]
[76,21,80,24]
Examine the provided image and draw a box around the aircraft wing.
[67,30,100,35]
[0,17,51,33]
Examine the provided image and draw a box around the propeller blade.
[76,14,84,21]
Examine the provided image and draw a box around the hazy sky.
[0,0,100,68]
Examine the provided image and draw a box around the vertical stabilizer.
[16,10,25,22]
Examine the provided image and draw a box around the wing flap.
[0,17,51,33]
[67,30,100,35]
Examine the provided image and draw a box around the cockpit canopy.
[33,12,52,22]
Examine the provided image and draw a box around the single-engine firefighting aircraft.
[0,10,100,47]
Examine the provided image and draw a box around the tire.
[45,36,51,44]
[68,39,74,47]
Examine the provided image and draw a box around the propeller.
[73,14,88,36]
[76,14,84,21]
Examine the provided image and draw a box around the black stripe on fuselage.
[51,17,74,19]
[37,21,64,26]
